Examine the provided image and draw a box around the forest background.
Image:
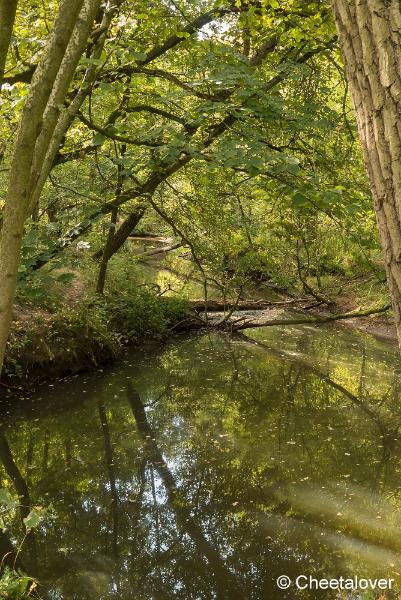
[0,0,394,380]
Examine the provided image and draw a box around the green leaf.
[249,157,264,169]
[0,489,18,509]
[292,192,309,207]
[99,82,114,92]
[90,132,106,147]
[129,51,147,62]
[23,507,44,531]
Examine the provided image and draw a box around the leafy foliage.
[0,489,46,599]
[0,568,36,600]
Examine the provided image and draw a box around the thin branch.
[126,104,186,125]
[77,112,165,146]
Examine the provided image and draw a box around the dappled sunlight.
[274,480,401,560]
[259,510,401,582]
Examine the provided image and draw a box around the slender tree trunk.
[331,0,401,351]
[96,145,126,294]
[98,400,119,558]
[0,0,18,89]
[93,203,147,262]
[0,431,38,571]
[0,0,100,376]
[96,208,118,294]
[0,432,30,519]
[65,436,72,469]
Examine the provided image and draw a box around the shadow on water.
[0,323,401,598]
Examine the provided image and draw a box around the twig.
[0,381,24,391]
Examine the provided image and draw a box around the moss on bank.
[3,291,189,383]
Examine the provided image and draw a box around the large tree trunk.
[330,0,401,350]
[127,385,245,599]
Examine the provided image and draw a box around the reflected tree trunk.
[42,432,49,472]
[25,431,34,475]
[358,346,367,398]
[0,432,30,520]
[127,384,245,600]
[98,400,119,560]
[239,333,392,441]
[0,431,37,571]
[150,466,161,559]
[65,436,72,470]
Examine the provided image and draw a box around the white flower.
[76,241,91,250]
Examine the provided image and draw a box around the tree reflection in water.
[0,325,400,598]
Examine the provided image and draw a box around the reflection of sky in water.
[0,324,401,598]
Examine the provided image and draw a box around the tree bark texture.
[331,0,401,350]
[0,0,18,89]
[0,0,90,375]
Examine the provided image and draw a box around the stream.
[1,321,401,599]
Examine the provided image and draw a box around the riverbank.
[2,292,189,388]
[1,287,397,392]
[310,275,397,343]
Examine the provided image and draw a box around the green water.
[1,323,401,599]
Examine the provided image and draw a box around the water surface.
[1,323,401,599]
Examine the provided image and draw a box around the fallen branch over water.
[135,242,181,259]
[227,303,392,331]
[170,303,392,333]
[236,333,388,439]
[188,298,311,312]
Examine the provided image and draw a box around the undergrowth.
[4,288,189,379]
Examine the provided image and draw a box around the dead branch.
[135,242,181,260]
[229,304,392,331]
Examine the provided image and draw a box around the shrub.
[106,287,188,340]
